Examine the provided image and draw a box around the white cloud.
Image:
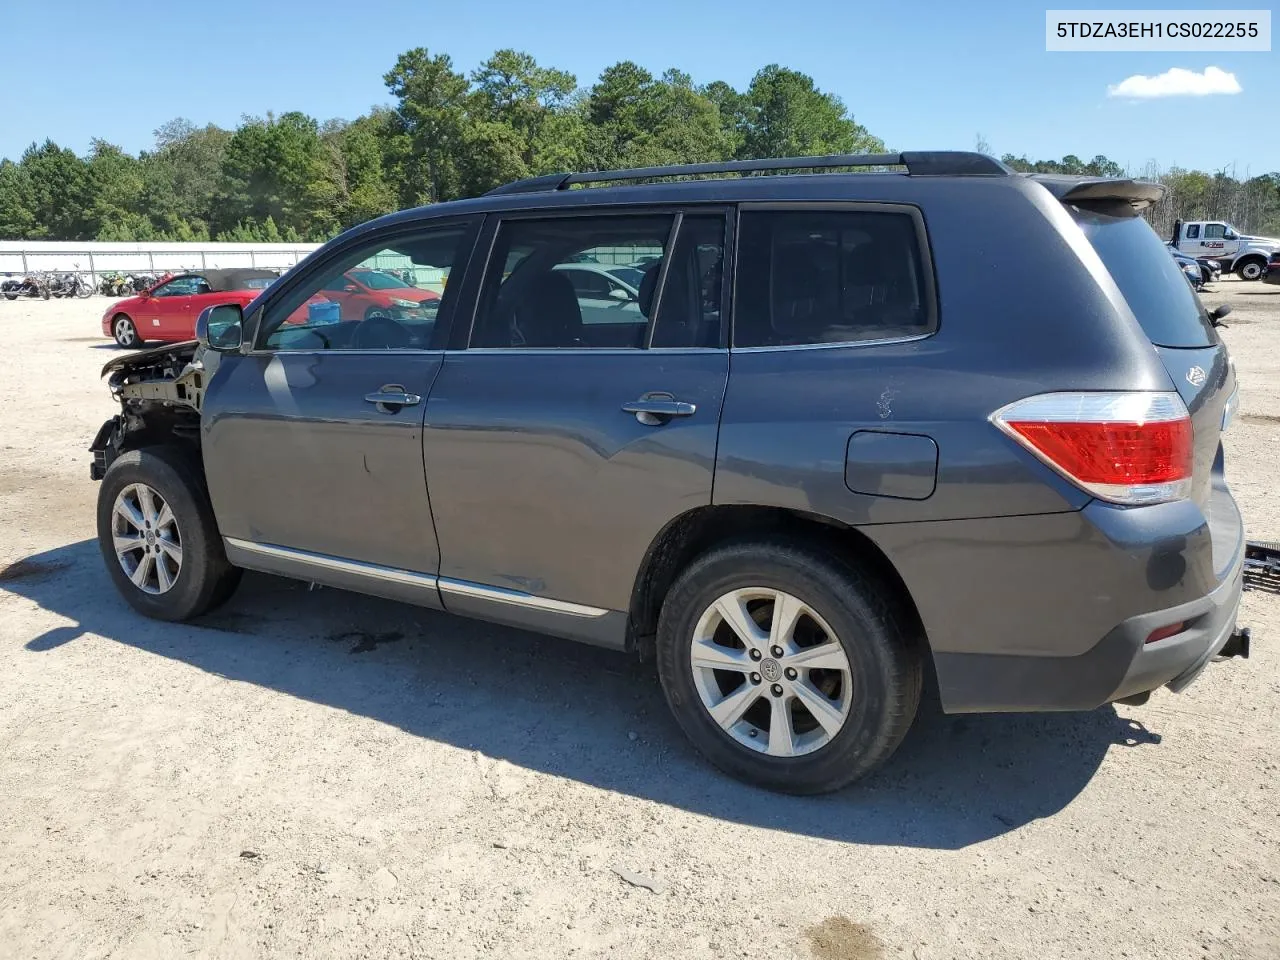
[1107,66,1242,99]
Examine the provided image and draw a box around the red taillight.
[992,392,1193,505]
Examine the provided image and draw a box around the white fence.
[0,241,321,281]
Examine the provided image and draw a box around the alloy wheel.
[689,587,853,757]
[112,483,183,595]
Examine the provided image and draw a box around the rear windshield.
[1070,206,1216,348]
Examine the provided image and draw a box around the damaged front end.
[89,341,213,480]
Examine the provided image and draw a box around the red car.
[102,269,279,348]
[284,268,441,326]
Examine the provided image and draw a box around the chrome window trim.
[224,538,609,618]
[440,346,727,357]
[730,332,933,353]
[243,348,447,358]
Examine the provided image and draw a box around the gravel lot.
[2,281,1278,960]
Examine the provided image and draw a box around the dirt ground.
[1,280,1278,960]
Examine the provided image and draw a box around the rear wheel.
[656,539,921,794]
[96,448,241,621]
[1237,258,1265,281]
[113,314,142,348]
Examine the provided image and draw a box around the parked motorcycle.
[99,273,133,297]
[1,274,52,300]
[47,272,94,298]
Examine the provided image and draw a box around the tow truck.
[1169,220,1280,281]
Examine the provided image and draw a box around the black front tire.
[1237,259,1265,281]
[96,447,242,621]
[656,538,922,794]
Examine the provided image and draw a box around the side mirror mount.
[1210,304,1231,326]
[139,288,152,300]
[343,283,359,293]
[608,287,632,302]
[196,303,244,350]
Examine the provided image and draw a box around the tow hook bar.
[1218,627,1251,661]
[1244,540,1280,592]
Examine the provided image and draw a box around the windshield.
[1071,207,1216,348]
[350,269,414,290]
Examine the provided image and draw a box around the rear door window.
[1070,206,1215,348]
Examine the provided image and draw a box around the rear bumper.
[886,479,1246,713]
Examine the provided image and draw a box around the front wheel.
[1237,259,1265,281]
[656,539,922,794]
[113,315,142,348]
[96,448,242,621]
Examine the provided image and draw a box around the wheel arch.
[627,504,928,661]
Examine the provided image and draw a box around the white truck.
[1169,220,1280,281]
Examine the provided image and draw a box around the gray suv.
[90,152,1249,794]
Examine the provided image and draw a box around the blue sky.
[1,0,1275,174]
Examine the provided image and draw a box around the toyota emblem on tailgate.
[1186,366,1207,387]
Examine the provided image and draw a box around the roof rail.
[484,151,1010,196]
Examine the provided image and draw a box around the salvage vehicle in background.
[1265,251,1280,285]
[1169,219,1279,281]
[88,152,1250,794]
[1169,248,1210,291]
[102,269,279,348]
[1167,244,1220,289]
[284,268,440,327]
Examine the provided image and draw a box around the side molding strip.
[224,538,440,588]
[223,538,610,618]
[437,577,609,619]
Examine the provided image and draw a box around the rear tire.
[1237,258,1265,281]
[96,448,241,622]
[113,314,143,348]
[656,538,921,794]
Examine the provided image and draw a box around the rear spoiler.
[1027,174,1166,211]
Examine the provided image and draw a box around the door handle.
[622,394,697,426]
[364,384,421,411]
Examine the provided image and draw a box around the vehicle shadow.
[6,539,1157,850]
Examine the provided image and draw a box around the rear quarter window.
[734,209,935,348]
[1070,206,1216,348]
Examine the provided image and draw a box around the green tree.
[86,140,152,240]
[737,65,883,159]
[143,119,231,239]
[470,49,581,175]
[321,112,398,229]
[0,160,38,240]
[19,140,93,239]
[584,62,730,170]
[702,80,748,157]
[384,48,472,204]
[216,111,340,239]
